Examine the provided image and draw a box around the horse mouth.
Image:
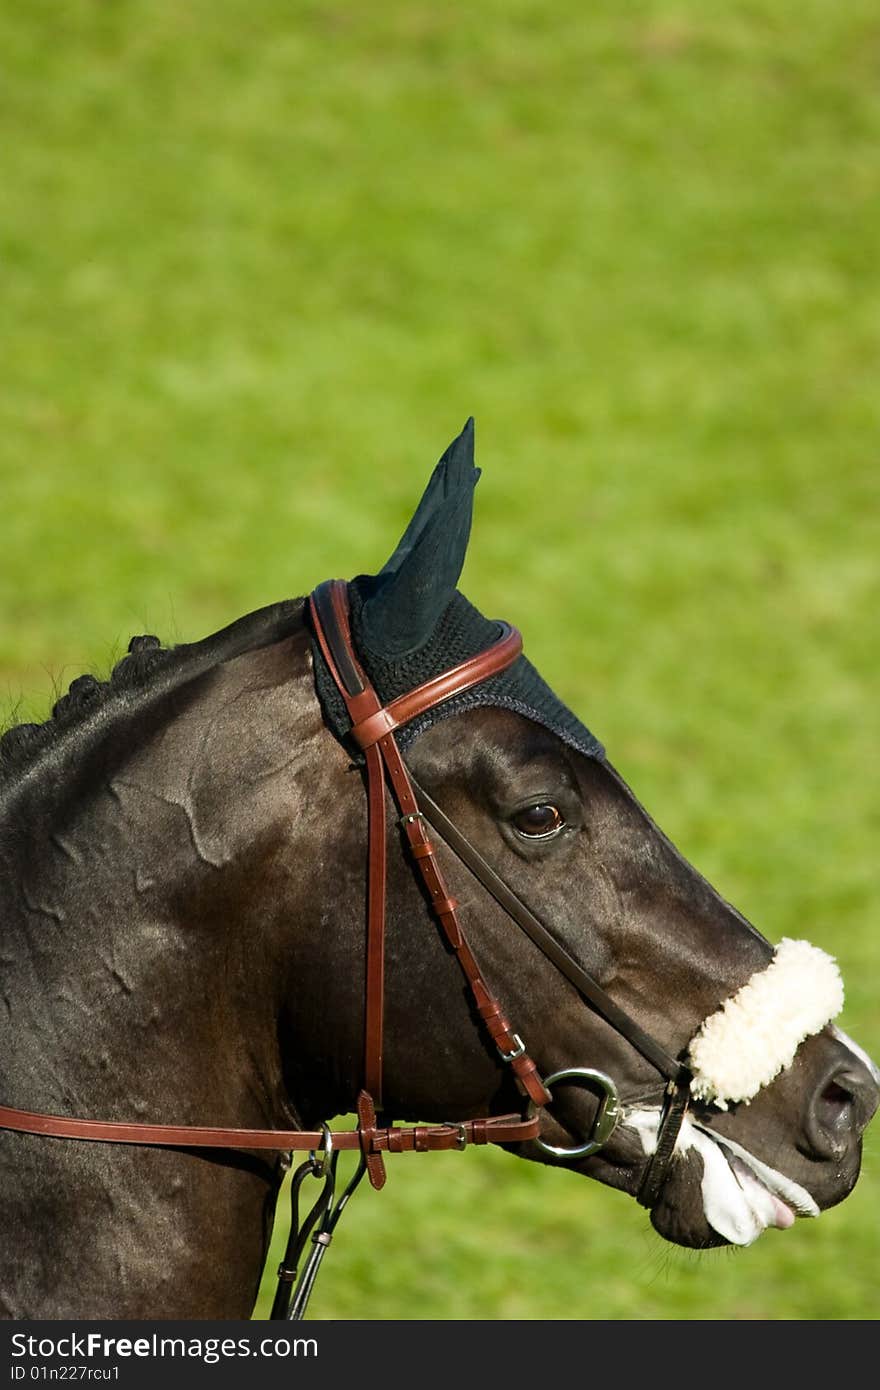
[626,1108,818,1247]
[689,1122,819,1242]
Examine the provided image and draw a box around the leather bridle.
[0,579,693,1317]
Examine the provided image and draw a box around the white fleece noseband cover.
[686,938,844,1109]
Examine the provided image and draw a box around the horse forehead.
[410,705,577,782]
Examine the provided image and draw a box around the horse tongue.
[729,1157,795,1230]
[722,1156,795,1234]
[771,1198,796,1230]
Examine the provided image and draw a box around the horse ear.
[358,418,480,657]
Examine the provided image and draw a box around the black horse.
[1,422,876,1318]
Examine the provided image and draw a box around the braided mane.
[0,599,305,781]
[0,635,179,776]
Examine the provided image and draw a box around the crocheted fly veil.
[311,419,604,760]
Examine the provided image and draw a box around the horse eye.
[511,804,565,838]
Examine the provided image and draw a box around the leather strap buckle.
[498,1033,526,1063]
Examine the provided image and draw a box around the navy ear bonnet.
[311,420,604,762]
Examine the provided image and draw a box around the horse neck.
[2,631,325,1126]
[0,625,332,1316]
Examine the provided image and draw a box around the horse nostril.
[806,1063,880,1159]
[821,1080,853,1110]
[833,1065,880,1129]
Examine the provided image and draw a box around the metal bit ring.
[535,1067,621,1159]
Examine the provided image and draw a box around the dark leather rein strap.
[0,1105,530,1154]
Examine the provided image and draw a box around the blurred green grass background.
[2,0,877,1319]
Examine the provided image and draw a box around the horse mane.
[0,598,306,781]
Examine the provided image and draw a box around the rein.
[0,579,692,1317]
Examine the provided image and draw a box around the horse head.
[0,420,875,1319]
[292,418,877,1251]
